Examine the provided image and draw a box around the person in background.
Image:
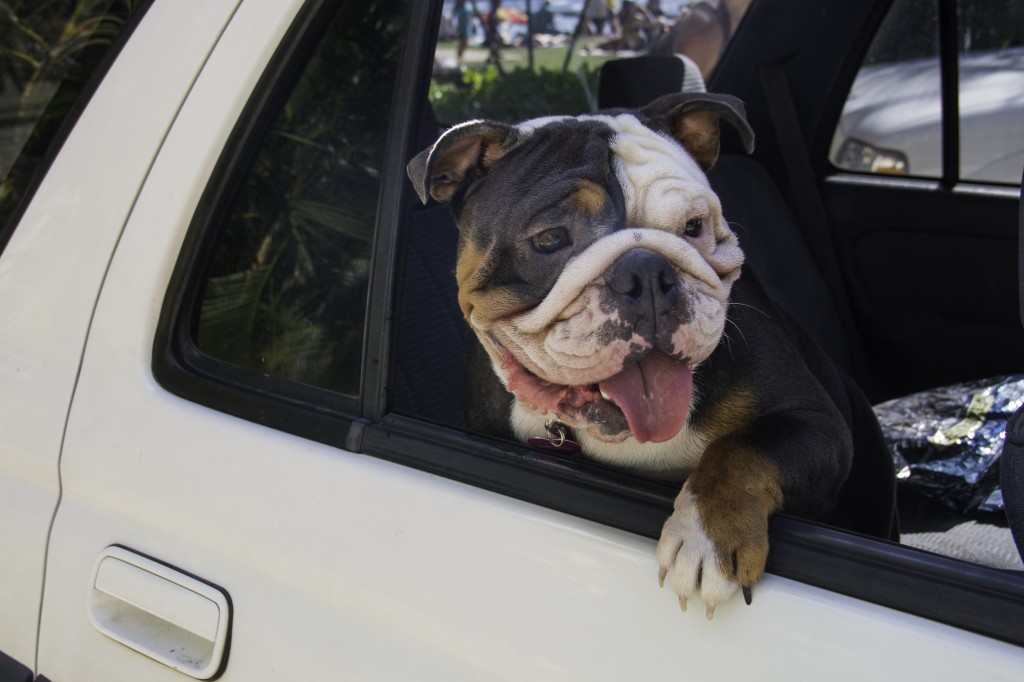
[584,0,612,36]
[455,0,472,63]
[532,1,556,35]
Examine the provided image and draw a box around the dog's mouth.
[499,344,693,444]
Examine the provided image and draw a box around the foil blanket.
[874,375,1024,514]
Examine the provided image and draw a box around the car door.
[32,0,1024,680]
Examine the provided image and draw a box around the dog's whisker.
[724,317,748,351]
[729,300,770,318]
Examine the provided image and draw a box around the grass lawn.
[435,39,617,74]
[429,39,627,123]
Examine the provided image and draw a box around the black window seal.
[0,648,32,682]
[0,0,156,258]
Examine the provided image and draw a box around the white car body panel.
[0,0,243,667]
[0,0,1019,679]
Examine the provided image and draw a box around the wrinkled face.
[454,113,744,445]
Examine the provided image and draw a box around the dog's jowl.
[408,92,895,618]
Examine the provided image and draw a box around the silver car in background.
[832,46,1024,184]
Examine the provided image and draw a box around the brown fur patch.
[455,242,487,321]
[430,136,483,202]
[697,389,755,442]
[481,135,508,169]
[570,179,606,215]
[674,110,720,170]
[455,243,524,325]
[686,438,783,586]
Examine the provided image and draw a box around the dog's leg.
[657,413,846,617]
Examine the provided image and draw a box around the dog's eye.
[531,227,571,253]
[684,217,703,237]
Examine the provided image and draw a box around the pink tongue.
[598,352,693,444]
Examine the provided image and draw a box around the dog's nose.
[608,249,679,317]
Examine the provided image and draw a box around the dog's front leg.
[656,413,848,618]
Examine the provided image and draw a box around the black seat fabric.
[1004,405,1024,562]
[598,55,686,109]
[391,203,471,428]
[708,155,855,375]
[1002,168,1024,562]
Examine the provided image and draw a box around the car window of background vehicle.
[0,0,143,249]
[192,0,407,396]
[831,0,1024,185]
[956,0,1024,184]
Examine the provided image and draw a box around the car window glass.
[0,0,142,241]
[956,0,1024,184]
[831,0,1023,185]
[830,0,941,178]
[193,0,407,396]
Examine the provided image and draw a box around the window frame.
[0,0,156,257]
[154,0,1024,647]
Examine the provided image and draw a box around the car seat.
[1001,167,1024,565]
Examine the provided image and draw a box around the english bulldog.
[407,92,895,618]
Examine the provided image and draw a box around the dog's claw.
[678,595,688,612]
[705,604,716,620]
[658,567,667,588]
[742,585,752,605]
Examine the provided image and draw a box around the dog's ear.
[407,120,520,204]
[638,93,755,171]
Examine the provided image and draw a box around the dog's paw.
[656,485,770,619]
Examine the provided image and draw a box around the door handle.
[88,546,231,679]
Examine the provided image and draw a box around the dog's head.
[408,92,753,449]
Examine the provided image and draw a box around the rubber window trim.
[0,649,32,682]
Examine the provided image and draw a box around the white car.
[1,0,1023,680]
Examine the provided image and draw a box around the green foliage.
[430,63,596,125]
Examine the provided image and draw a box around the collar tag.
[528,419,581,453]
